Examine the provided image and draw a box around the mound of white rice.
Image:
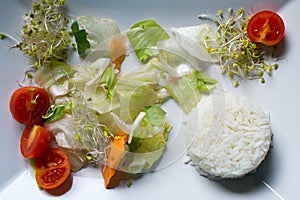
[184,92,272,179]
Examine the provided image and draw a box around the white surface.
[1,0,299,199]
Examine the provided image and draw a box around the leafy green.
[127,19,169,63]
[118,105,172,173]
[101,66,117,99]
[72,58,120,115]
[142,104,167,127]
[188,70,218,91]
[164,73,201,114]
[129,132,168,154]
[71,21,90,55]
[43,103,72,123]
[115,62,165,123]
[34,60,73,89]
[77,16,120,49]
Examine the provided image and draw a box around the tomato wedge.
[34,148,71,190]
[20,125,51,158]
[9,86,50,125]
[247,10,285,46]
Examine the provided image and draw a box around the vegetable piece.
[71,21,91,55]
[163,72,201,114]
[109,35,126,69]
[247,10,285,46]
[9,86,50,125]
[18,0,70,67]
[198,8,281,86]
[34,60,73,89]
[34,148,71,190]
[187,71,218,91]
[77,16,120,49]
[44,114,83,149]
[102,135,128,189]
[20,125,51,158]
[0,33,5,39]
[101,66,117,99]
[59,148,88,172]
[127,19,169,63]
[43,102,72,123]
[116,105,171,174]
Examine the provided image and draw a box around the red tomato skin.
[20,125,51,158]
[247,10,285,46]
[9,86,50,125]
[34,148,71,190]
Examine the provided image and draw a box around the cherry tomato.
[247,10,285,46]
[20,125,51,158]
[34,148,71,190]
[9,86,50,125]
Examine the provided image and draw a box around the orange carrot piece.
[102,135,128,189]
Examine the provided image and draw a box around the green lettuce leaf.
[115,63,165,123]
[101,66,117,99]
[163,74,200,114]
[127,19,169,63]
[118,105,172,173]
[187,70,218,91]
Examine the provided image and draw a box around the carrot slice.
[109,35,126,70]
[102,135,128,189]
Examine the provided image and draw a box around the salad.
[3,0,284,193]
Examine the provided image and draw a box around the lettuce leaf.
[34,60,73,89]
[127,19,169,63]
[118,105,172,173]
[77,16,120,49]
[163,74,200,114]
[172,25,218,62]
[115,62,165,123]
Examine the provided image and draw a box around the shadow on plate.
[215,146,274,193]
[43,174,73,196]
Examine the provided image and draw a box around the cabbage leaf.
[127,19,169,63]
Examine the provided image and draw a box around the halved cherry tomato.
[34,148,71,190]
[9,86,50,125]
[247,10,285,46]
[20,125,51,158]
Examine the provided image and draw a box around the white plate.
[0,0,299,199]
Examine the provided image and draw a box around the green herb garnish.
[71,21,90,55]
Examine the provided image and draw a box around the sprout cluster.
[71,93,111,164]
[19,0,71,67]
[199,8,279,87]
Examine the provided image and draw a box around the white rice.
[184,92,272,179]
